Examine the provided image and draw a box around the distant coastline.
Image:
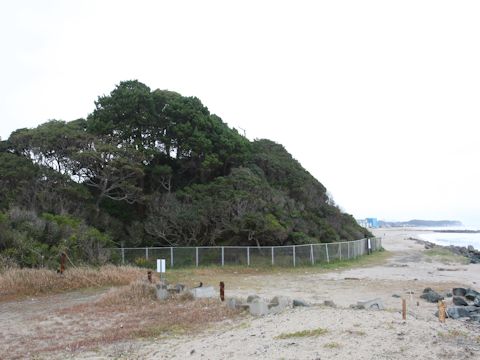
[378,219,463,228]
[434,229,480,234]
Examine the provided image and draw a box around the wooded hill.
[0,80,370,267]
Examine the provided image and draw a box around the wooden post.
[438,300,446,323]
[402,298,407,320]
[220,281,225,301]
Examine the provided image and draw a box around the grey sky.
[1,1,479,227]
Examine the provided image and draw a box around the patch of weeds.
[275,327,328,339]
[439,329,468,339]
[346,329,366,336]
[424,248,469,265]
[324,342,341,349]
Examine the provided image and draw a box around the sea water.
[418,231,480,251]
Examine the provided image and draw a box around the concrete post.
[145,247,149,260]
[121,247,125,265]
[221,246,224,267]
[293,246,296,267]
[271,247,274,266]
[196,247,199,267]
[247,247,250,266]
[310,244,314,265]
[339,243,342,261]
[170,247,174,268]
[325,243,330,263]
[348,242,350,259]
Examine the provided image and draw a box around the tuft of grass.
[0,265,145,299]
[424,248,469,265]
[438,329,469,339]
[324,342,341,349]
[96,280,157,306]
[346,329,366,336]
[275,327,328,339]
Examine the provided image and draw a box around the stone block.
[465,288,480,301]
[156,286,169,300]
[452,288,467,297]
[190,286,216,299]
[357,298,384,310]
[249,299,269,316]
[247,294,260,303]
[452,296,469,306]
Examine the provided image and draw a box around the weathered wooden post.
[438,300,446,323]
[220,281,225,301]
[402,298,407,320]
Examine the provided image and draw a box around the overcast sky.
[1,1,479,227]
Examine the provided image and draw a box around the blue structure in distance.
[366,218,379,228]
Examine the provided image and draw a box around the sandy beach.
[2,228,480,359]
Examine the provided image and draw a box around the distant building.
[357,218,379,228]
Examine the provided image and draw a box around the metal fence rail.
[110,237,382,268]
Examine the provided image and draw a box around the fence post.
[310,244,314,265]
[271,247,274,266]
[293,246,296,267]
[348,242,350,259]
[145,247,149,260]
[121,247,125,265]
[339,243,342,261]
[325,243,330,263]
[170,247,174,268]
[221,246,224,267]
[247,247,250,266]
[196,247,199,267]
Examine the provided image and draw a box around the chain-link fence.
[110,237,382,268]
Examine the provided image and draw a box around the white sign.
[157,259,166,273]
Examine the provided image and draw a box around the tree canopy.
[0,80,370,267]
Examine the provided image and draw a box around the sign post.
[157,259,166,280]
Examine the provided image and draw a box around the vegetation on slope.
[0,80,370,267]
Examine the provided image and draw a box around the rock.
[156,286,169,300]
[249,299,269,316]
[175,284,186,292]
[469,314,480,322]
[423,287,433,293]
[269,296,292,313]
[356,298,384,310]
[420,291,444,303]
[190,286,216,299]
[247,294,260,303]
[293,299,309,307]
[447,306,479,319]
[446,292,453,298]
[392,294,401,298]
[452,288,467,297]
[465,288,480,301]
[452,296,469,306]
[473,296,480,307]
[323,300,336,308]
[226,298,239,310]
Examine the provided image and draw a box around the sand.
[2,228,480,359]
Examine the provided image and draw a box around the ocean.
[418,231,480,251]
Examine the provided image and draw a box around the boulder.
[356,298,384,310]
[474,296,480,307]
[452,296,469,306]
[323,300,336,308]
[465,288,480,301]
[293,299,309,307]
[447,306,479,319]
[247,294,260,303]
[269,296,292,314]
[452,288,467,297]
[423,287,433,293]
[249,299,269,316]
[156,286,169,300]
[420,291,444,303]
[190,286,216,299]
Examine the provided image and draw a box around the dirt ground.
[2,228,480,359]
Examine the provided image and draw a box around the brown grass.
[0,265,145,299]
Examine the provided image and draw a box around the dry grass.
[0,265,145,299]
[275,327,328,339]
